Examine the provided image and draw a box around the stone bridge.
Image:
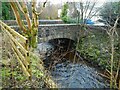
[38,24,81,43]
[37,24,108,43]
[4,20,112,43]
[9,24,111,43]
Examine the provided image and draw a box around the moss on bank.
[77,32,120,71]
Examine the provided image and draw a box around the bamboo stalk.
[2,21,31,80]
[25,41,31,80]
[32,0,37,27]
[12,47,31,78]
[21,1,32,29]
[25,41,30,74]
[2,26,28,56]
[9,39,29,69]
[27,55,31,81]
[24,36,30,64]
[10,2,27,33]
[1,23,27,50]
[0,20,27,43]
[23,35,31,80]
[16,0,32,30]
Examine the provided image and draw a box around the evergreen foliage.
[60,3,69,23]
[2,2,15,20]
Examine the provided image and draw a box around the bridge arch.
[47,38,76,50]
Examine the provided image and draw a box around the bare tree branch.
[10,2,27,32]
[16,0,32,30]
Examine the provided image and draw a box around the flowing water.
[50,60,109,88]
[37,39,109,88]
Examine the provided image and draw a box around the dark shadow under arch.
[47,38,76,51]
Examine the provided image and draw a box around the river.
[37,38,109,88]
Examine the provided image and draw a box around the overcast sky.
[37,0,120,4]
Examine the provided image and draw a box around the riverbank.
[77,31,120,88]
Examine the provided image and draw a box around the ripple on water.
[37,42,109,88]
[51,61,109,88]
